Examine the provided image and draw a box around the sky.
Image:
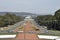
[0,0,60,15]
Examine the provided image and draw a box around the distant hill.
[0,12,38,17]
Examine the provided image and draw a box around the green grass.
[0,32,18,35]
[38,30,60,36]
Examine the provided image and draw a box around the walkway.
[15,21,40,40]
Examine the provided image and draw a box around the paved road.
[15,20,42,40]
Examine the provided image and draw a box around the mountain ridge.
[0,12,37,16]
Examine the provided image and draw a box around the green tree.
[0,12,23,27]
[54,9,60,30]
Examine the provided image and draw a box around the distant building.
[24,16,34,21]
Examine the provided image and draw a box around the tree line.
[0,13,23,27]
[35,9,60,31]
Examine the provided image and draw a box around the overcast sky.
[0,0,60,15]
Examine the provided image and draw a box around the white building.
[24,16,34,21]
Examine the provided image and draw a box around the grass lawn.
[0,32,17,35]
[38,30,60,36]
